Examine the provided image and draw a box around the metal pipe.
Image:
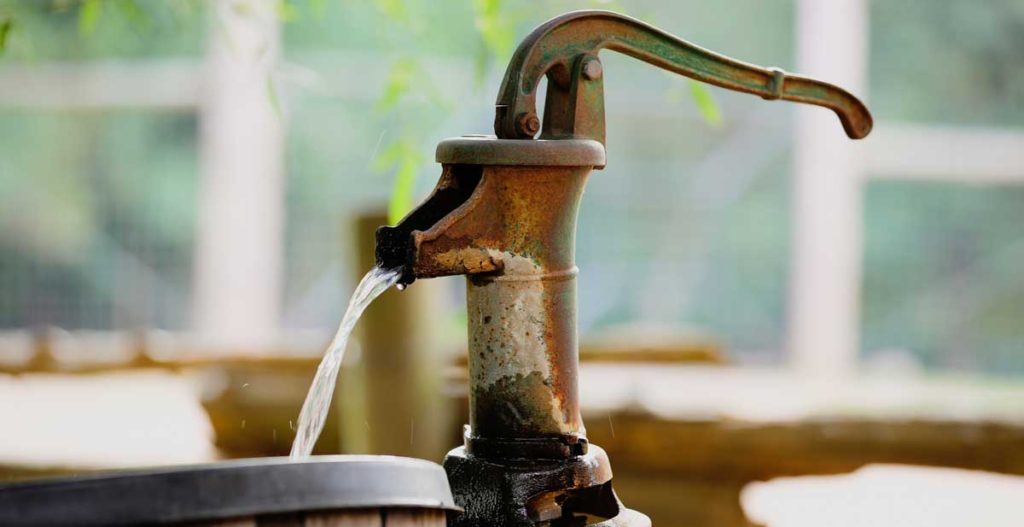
[467,270,581,442]
[377,139,600,454]
[461,164,589,454]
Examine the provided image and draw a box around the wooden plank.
[382,509,447,527]
[304,510,382,527]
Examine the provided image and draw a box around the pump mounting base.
[443,444,649,526]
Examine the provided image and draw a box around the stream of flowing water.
[289,265,402,459]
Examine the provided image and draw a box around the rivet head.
[517,112,541,137]
[582,58,603,81]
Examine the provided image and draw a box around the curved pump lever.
[494,10,873,144]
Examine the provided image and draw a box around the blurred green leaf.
[472,0,514,80]
[112,0,150,30]
[0,18,12,54]
[375,139,423,224]
[276,0,300,22]
[376,57,417,112]
[387,156,418,224]
[589,0,627,13]
[473,0,514,56]
[688,80,722,127]
[374,0,408,21]
[266,75,282,121]
[373,138,417,171]
[78,0,102,35]
[273,0,333,24]
[308,0,327,19]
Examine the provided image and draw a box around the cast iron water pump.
[376,10,872,527]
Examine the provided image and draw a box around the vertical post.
[193,0,284,352]
[787,0,868,378]
[339,213,452,461]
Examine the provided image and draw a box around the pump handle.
[494,10,872,143]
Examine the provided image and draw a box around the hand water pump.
[376,10,872,527]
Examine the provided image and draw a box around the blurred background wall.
[1,0,1022,375]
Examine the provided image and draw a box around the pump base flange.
[444,443,645,526]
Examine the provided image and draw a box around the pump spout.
[375,163,493,286]
[376,136,606,289]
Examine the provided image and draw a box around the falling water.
[290,265,402,459]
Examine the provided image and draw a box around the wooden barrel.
[0,456,457,526]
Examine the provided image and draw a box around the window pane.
[862,181,1024,374]
[0,111,198,330]
[870,0,1024,126]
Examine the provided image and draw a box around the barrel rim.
[0,455,459,526]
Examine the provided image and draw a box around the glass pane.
[862,181,1024,374]
[1,1,204,62]
[0,110,198,330]
[870,0,1024,126]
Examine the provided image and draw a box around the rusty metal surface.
[467,267,582,444]
[376,140,607,525]
[375,164,486,285]
[400,160,592,446]
[494,10,873,143]
[377,137,599,451]
[436,136,606,168]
